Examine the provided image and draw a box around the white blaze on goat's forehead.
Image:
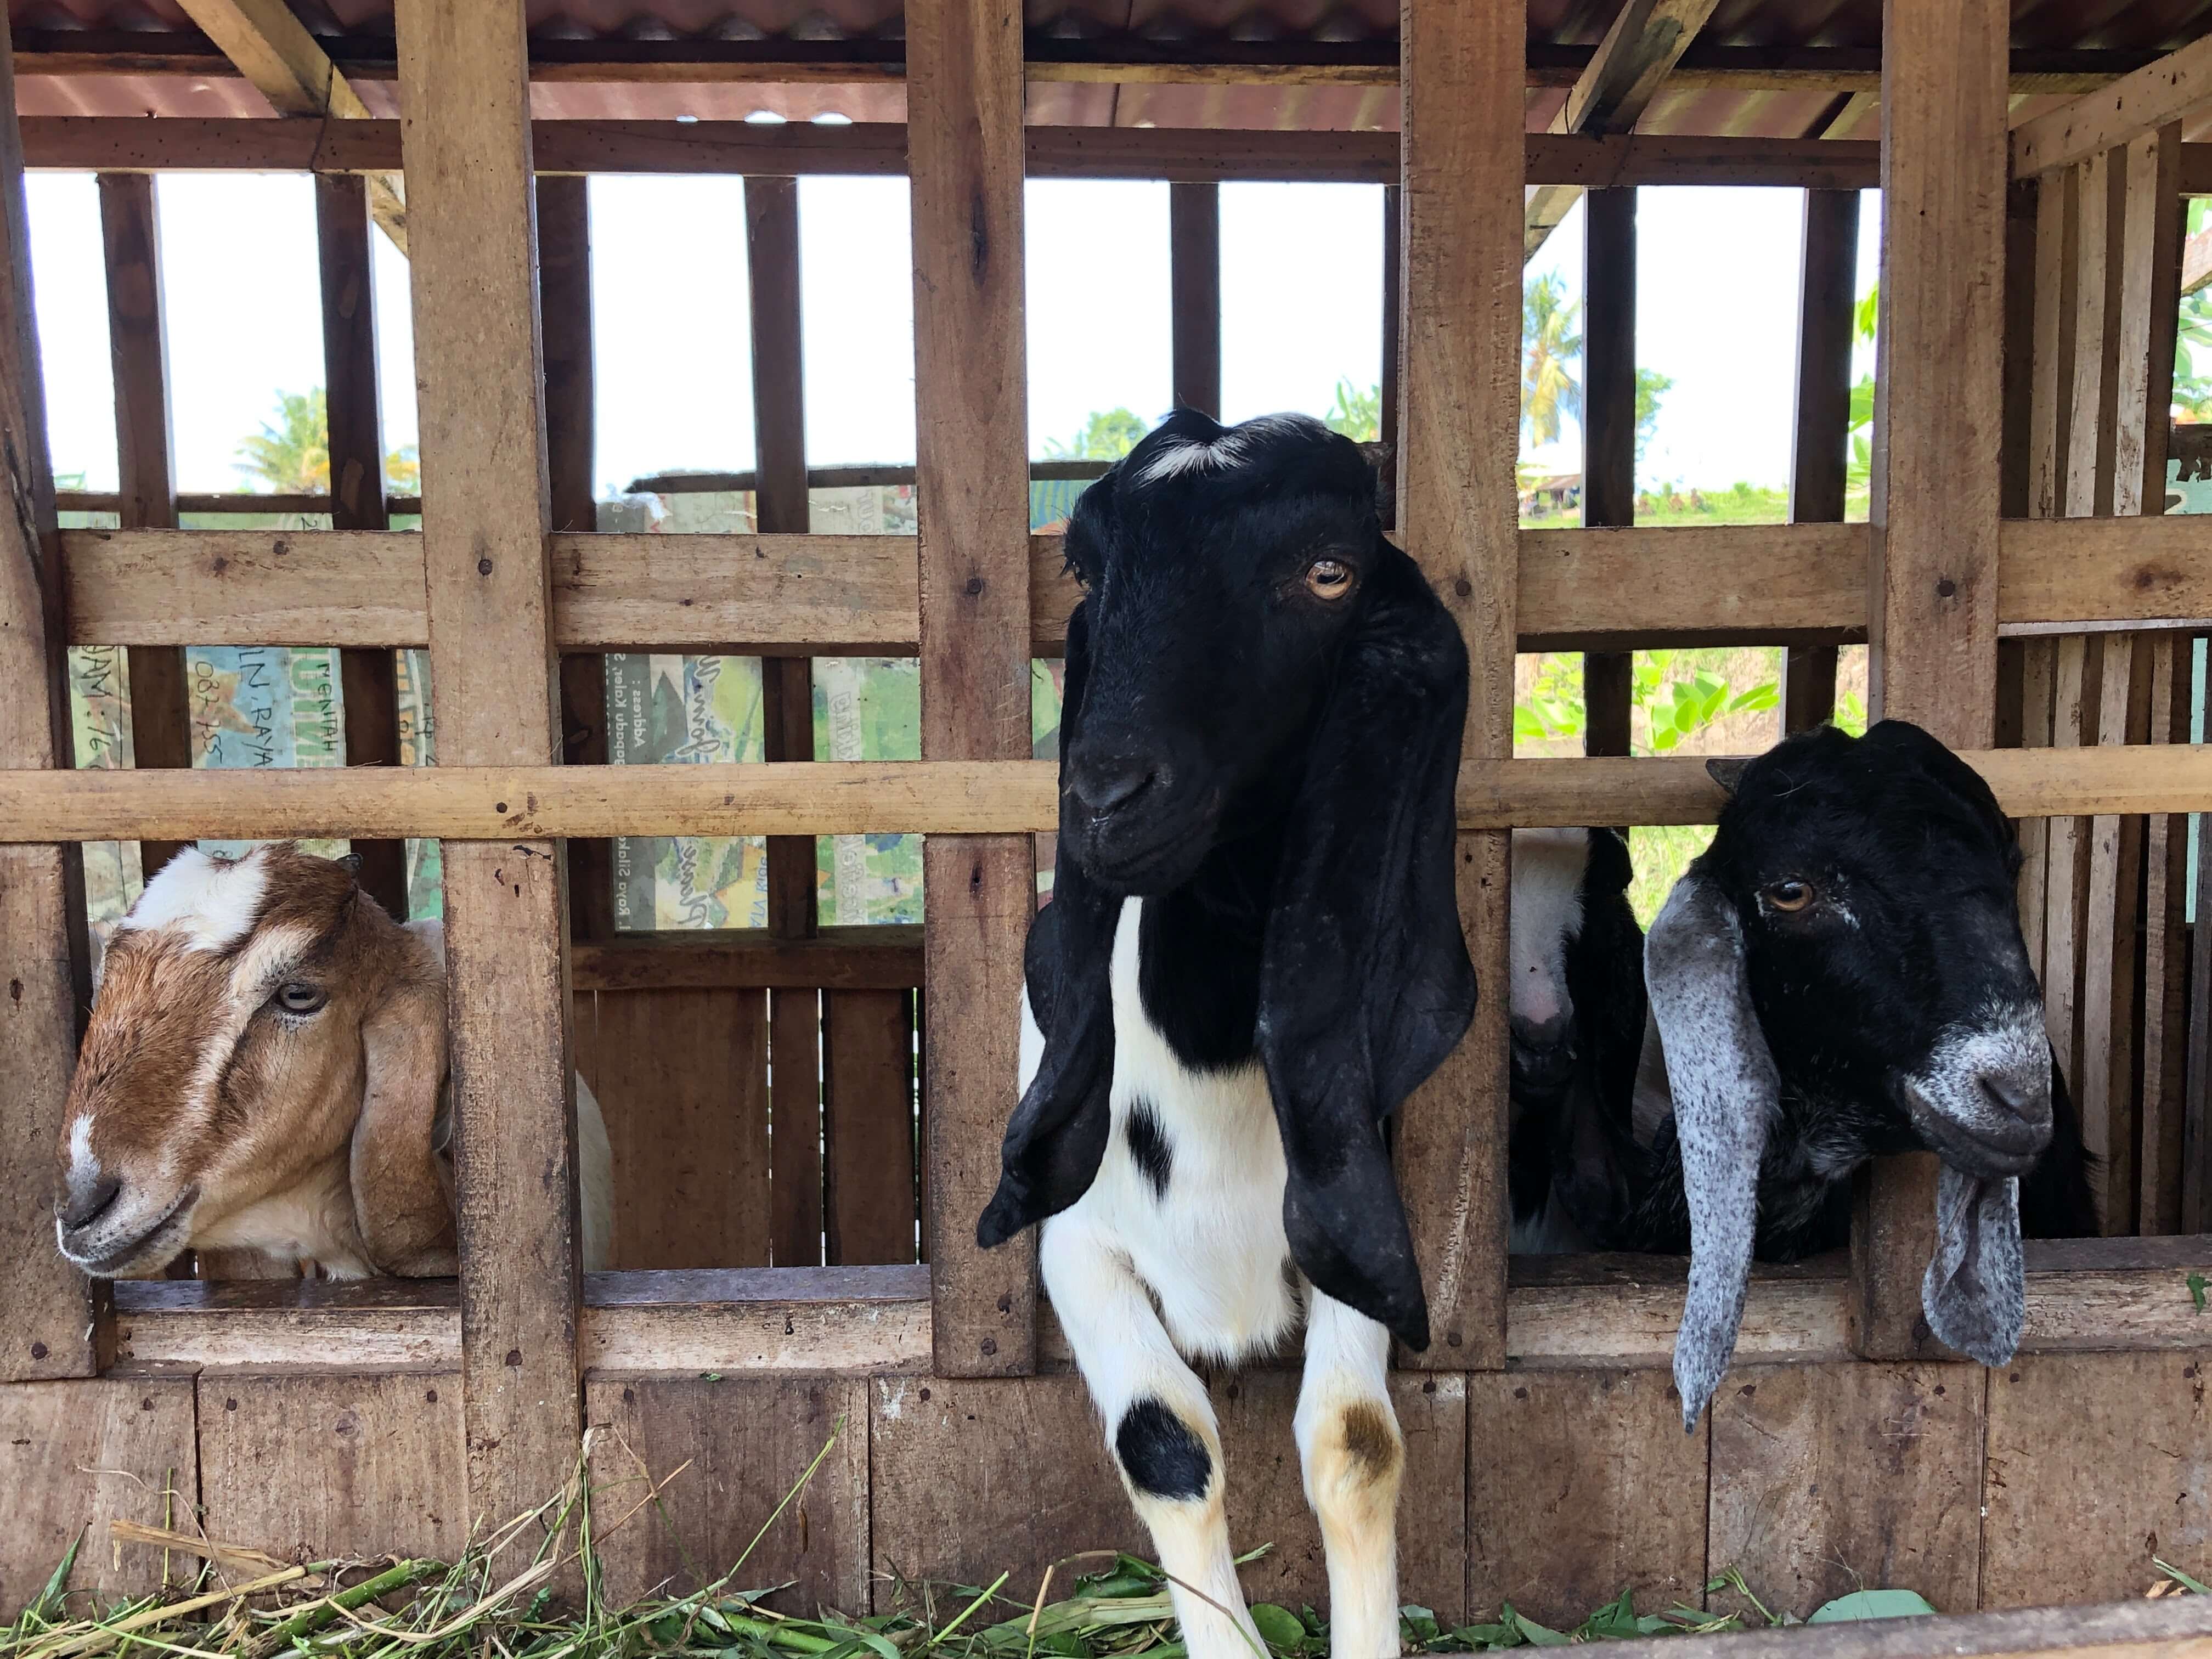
[117,846,272,952]
[1507,828,1589,1025]
[1131,413,1333,486]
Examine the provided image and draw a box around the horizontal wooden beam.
[61,517,2212,657]
[19,118,1886,189]
[1593,1596,2212,1659]
[4,745,2212,843]
[573,926,924,992]
[2011,31,2212,178]
[105,1243,2212,1375]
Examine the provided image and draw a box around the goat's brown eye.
[274,983,327,1015]
[1764,879,1816,913]
[1306,557,1355,600]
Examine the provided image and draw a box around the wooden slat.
[574,927,923,993]
[1707,1363,1985,1620]
[572,989,770,1269]
[1168,180,1221,416]
[2113,127,2184,519]
[2063,151,2125,521]
[1781,187,1860,732]
[909,0,1034,1378]
[823,990,919,1265]
[539,173,613,945]
[1526,0,1723,259]
[0,1379,198,1599]
[315,171,407,920]
[98,171,193,884]
[2044,634,2098,1099]
[2078,637,2146,1234]
[586,1376,870,1610]
[1854,0,2007,1362]
[1982,1351,2212,1608]
[197,1373,466,1561]
[4,744,2212,843]
[1393,0,1521,1373]
[57,517,2212,654]
[397,0,579,1533]
[0,6,98,1384]
[1600,1585,2212,1658]
[2010,32,2212,178]
[15,116,1905,189]
[1581,185,1635,762]
[1466,1370,1706,1627]
[2139,636,2192,1235]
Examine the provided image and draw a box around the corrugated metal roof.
[10,0,2211,133]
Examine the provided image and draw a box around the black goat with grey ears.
[1645,720,2096,1429]
[977,410,1475,1659]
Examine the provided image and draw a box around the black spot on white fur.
[1115,1397,1211,1501]
[1124,1100,1172,1199]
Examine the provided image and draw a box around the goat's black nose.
[1979,1070,2050,1129]
[59,1173,120,1231]
[1069,755,1158,819]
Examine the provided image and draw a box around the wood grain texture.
[2078,637,2149,1234]
[315,172,407,920]
[824,989,919,1265]
[1982,1351,2212,1608]
[574,928,922,992]
[587,1376,868,1611]
[2011,32,2212,177]
[1580,185,1635,763]
[1782,186,1860,732]
[909,0,1033,1379]
[0,3,98,1383]
[2063,151,2125,522]
[397,0,579,1535]
[1169,181,1221,416]
[0,1378,197,1606]
[2044,633,2097,1122]
[868,1372,1468,1621]
[1583,1596,2212,1658]
[197,1372,466,1561]
[1467,1369,1707,1626]
[1857,0,2008,1363]
[572,988,771,1269]
[538,173,612,943]
[98,170,192,883]
[1707,1363,1984,1620]
[1393,0,1521,1373]
[2138,636,2192,1236]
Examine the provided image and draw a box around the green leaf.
[1505,1606,1571,1646]
[2188,1272,2205,1312]
[27,1531,82,1622]
[2156,1558,2212,1595]
[1249,1603,1306,1650]
[1807,1590,1939,1623]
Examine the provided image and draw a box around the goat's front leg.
[1296,1291,1403,1659]
[1041,1216,1260,1659]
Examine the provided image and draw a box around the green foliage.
[1522,273,1583,450]
[234,385,422,496]
[1514,648,1779,756]
[1044,408,1147,462]
[1807,1590,1938,1623]
[2175,290,2212,420]
[1634,367,1671,461]
[1324,379,1381,442]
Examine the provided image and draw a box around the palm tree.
[1522,274,1583,449]
[236,388,329,494]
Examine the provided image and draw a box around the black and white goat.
[1599,721,2098,1425]
[977,411,1475,1659]
[1505,827,1646,1253]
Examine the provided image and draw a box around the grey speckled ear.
[1923,1166,2025,1365]
[1644,874,1778,1432]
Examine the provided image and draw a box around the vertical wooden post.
[1855,0,2007,1359]
[315,173,408,921]
[1169,182,1221,418]
[538,176,611,945]
[1395,0,1520,1370]
[910,0,1035,1375]
[97,172,190,882]
[1381,183,1402,528]
[1782,188,1860,733]
[0,7,101,1383]
[397,0,580,1525]
[1582,186,1635,760]
[747,172,828,1268]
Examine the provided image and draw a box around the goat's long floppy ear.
[1923,1168,2024,1365]
[1257,554,1476,1352]
[978,599,1119,1248]
[352,939,459,1276]
[1645,872,1778,1431]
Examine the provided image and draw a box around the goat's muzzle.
[55,1180,200,1278]
[1898,1009,2054,1179]
[1509,1011,1576,1104]
[1062,740,1220,893]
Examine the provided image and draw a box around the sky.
[22,168,1878,501]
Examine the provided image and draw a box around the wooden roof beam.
[2012,30,2212,178]
[1525,0,1722,261]
[172,0,407,253]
